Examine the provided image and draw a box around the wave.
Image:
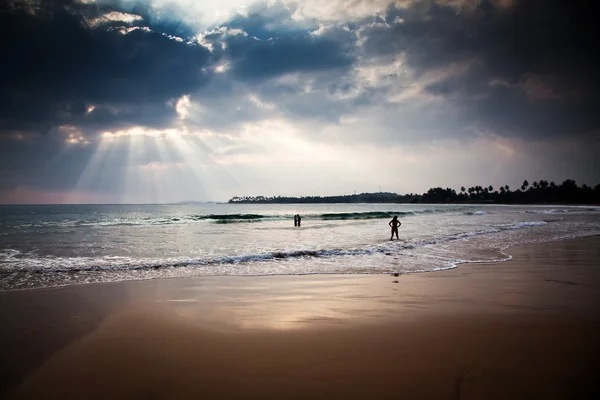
[500,221,547,230]
[465,211,487,215]
[189,214,266,221]
[0,219,552,275]
[0,248,372,274]
[305,207,467,220]
[2,209,463,229]
[319,211,413,220]
[189,214,268,224]
[525,209,569,214]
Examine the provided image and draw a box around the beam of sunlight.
[153,134,197,202]
[122,130,146,203]
[96,126,242,202]
[162,134,212,201]
[152,134,178,202]
[70,132,117,203]
[166,131,214,201]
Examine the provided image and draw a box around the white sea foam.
[525,209,569,214]
[500,221,547,230]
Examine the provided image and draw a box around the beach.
[0,236,598,398]
[2,0,600,398]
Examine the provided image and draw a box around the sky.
[0,0,598,204]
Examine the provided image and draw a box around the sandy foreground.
[1,236,599,399]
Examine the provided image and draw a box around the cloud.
[0,1,360,138]
[282,0,398,22]
[223,33,355,81]
[87,11,142,26]
[356,0,600,140]
[1,0,599,202]
[0,1,213,138]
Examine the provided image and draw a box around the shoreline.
[2,235,600,398]
[2,232,597,296]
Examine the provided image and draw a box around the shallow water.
[1,203,599,291]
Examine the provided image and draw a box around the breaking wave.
[525,209,570,214]
[2,209,468,229]
[0,219,551,275]
[320,211,413,220]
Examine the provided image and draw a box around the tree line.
[228,192,420,204]
[228,179,600,204]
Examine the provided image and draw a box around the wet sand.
[2,236,599,399]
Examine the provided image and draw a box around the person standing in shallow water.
[297,214,302,227]
[389,216,401,240]
[294,214,298,226]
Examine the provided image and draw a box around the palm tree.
[521,180,529,191]
[504,185,510,192]
[461,186,466,193]
[488,185,494,192]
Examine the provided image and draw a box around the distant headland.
[229,180,600,204]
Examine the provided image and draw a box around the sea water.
[1,203,599,291]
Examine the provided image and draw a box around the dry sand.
[2,236,599,399]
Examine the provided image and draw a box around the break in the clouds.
[0,0,598,203]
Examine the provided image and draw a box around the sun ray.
[122,130,145,203]
[165,131,211,200]
[70,132,117,202]
[154,133,191,202]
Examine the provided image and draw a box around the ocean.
[1,203,599,291]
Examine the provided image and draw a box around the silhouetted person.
[389,216,401,240]
[297,214,302,227]
[294,214,298,226]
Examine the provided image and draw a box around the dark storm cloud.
[204,10,355,82]
[0,0,213,137]
[195,0,599,140]
[174,10,359,131]
[225,34,354,81]
[0,1,358,136]
[3,0,597,141]
[361,0,600,139]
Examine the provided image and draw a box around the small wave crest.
[0,247,375,274]
[319,211,413,220]
[525,209,569,214]
[189,214,268,224]
[500,221,547,230]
